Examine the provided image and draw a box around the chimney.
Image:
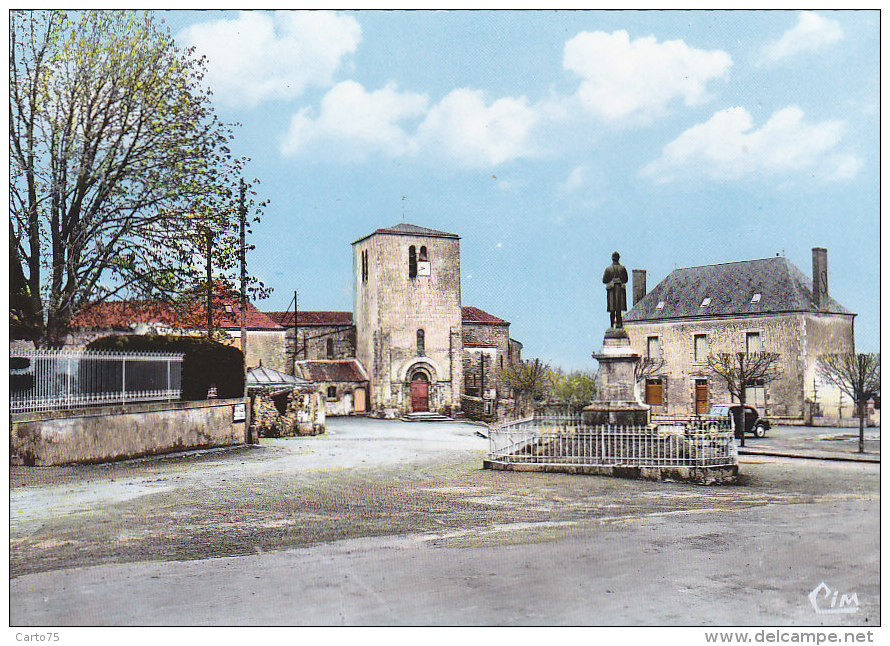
[632,269,647,306]
[812,247,828,310]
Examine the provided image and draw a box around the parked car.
[702,404,770,438]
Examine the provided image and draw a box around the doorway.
[354,387,367,413]
[410,373,429,412]
[695,379,709,415]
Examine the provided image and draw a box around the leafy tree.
[548,370,597,412]
[817,353,880,453]
[10,10,265,346]
[706,352,781,446]
[502,358,552,416]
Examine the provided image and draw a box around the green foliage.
[10,10,268,345]
[548,370,598,411]
[87,334,244,400]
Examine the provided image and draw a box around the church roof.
[625,256,854,323]
[462,306,509,325]
[265,311,353,327]
[352,223,460,244]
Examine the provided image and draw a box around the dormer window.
[751,293,761,303]
[700,297,711,308]
[656,301,665,310]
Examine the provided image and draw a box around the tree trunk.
[858,400,865,453]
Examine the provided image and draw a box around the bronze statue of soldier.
[602,251,628,329]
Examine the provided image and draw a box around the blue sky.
[162,10,878,371]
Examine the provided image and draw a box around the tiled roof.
[72,299,282,331]
[462,306,509,325]
[625,256,854,323]
[294,359,369,383]
[266,311,354,327]
[353,222,460,244]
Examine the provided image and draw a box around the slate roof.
[294,359,369,383]
[462,306,509,325]
[352,222,460,244]
[265,311,353,327]
[72,299,282,331]
[625,256,854,323]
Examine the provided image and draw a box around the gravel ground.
[9,418,879,584]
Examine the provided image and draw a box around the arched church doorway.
[410,372,429,412]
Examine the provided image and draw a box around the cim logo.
[809,582,860,614]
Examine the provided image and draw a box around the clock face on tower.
[417,261,431,276]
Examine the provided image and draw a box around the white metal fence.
[10,349,183,413]
[487,415,737,468]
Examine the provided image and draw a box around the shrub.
[86,335,244,400]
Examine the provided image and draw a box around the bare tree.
[817,353,880,453]
[706,352,781,446]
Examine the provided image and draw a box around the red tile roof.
[462,306,509,326]
[72,299,282,331]
[294,360,369,383]
[265,311,354,327]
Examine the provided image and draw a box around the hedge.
[86,335,245,401]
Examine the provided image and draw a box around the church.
[267,223,523,419]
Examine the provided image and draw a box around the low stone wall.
[11,398,246,466]
[482,460,739,485]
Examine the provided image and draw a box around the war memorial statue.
[602,251,628,329]
[582,250,649,426]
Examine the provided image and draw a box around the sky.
[158,9,879,371]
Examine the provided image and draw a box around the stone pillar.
[582,328,650,426]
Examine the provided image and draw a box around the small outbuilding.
[294,359,370,416]
[247,365,325,437]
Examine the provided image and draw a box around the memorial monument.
[582,251,650,426]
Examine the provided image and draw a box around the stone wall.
[11,398,246,466]
[250,387,325,437]
[288,325,356,362]
[224,330,287,373]
[625,312,855,420]
[462,322,514,399]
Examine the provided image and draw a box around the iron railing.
[487,414,737,468]
[10,349,183,413]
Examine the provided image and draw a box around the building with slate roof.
[624,248,855,421]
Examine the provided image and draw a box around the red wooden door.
[695,380,708,415]
[410,379,429,412]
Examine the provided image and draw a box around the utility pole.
[238,179,253,443]
[205,228,213,338]
[292,289,299,376]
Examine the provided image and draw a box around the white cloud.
[178,11,361,108]
[760,12,843,64]
[280,81,428,157]
[642,106,857,183]
[557,166,587,193]
[563,30,732,121]
[283,84,540,167]
[416,89,540,167]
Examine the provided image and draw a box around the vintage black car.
[702,404,770,438]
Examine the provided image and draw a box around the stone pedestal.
[582,328,650,427]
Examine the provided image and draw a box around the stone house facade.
[624,249,855,422]
[266,311,356,369]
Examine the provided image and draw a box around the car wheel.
[754,424,767,438]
